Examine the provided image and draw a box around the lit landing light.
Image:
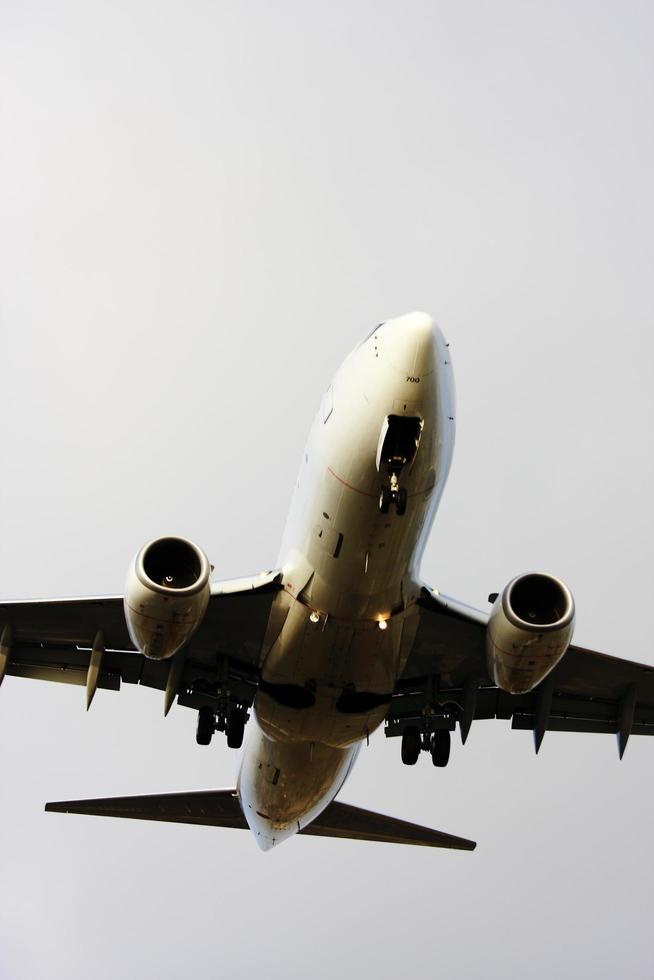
[378,619,388,631]
[309,611,320,624]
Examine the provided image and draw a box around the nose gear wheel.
[379,473,408,517]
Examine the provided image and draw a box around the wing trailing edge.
[45,789,476,850]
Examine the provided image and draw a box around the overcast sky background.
[1,1,653,978]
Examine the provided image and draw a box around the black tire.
[396,487,407,516]
[401,726,421,765]
[431,729,451,767]
[379,487,391,514]
[196,706,215,746]
[227,708,246,749]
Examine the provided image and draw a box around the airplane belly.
[237,715,360,850]
[256,593,420,747]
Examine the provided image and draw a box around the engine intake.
[124,536,211,660]
[487,572,575,694]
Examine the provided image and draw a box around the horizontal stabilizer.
[303,800,476,850]
[45,789,476,850]
[45,788,247,828]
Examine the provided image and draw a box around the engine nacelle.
[124,536,211,660]
[486,572,575,694]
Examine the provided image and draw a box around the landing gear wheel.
[227,708,246,749]
[396,487,407,516]
[196,706,215,746]
[431,729,451,767]
[401,726,421,765]
[379,487,392,514]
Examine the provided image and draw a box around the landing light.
[378,619,388,631]
[309,611,320,624]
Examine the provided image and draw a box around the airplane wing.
[389,586,654,754]
[0,571,283,715]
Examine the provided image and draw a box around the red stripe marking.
[327,466,434,499]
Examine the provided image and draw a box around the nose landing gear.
[377,415,422,518]
[379,476,408,516]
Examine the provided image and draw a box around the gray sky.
[1,1,653,977]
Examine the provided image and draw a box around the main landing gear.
[196,705,247,749]
[400,726,451,767]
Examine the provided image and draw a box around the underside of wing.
[389,585,654,755]
[0,570,284,718]
[45,790,476,849]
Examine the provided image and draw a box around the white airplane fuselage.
[237,313,455,848]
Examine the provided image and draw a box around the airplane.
[1,311,651,851]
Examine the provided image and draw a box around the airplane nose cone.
[401,311,434,336]
[381,311,438,377]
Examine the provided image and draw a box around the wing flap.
[9,663,121,690]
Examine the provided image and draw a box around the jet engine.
[124,536,211,660]
[486,572,575,694]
